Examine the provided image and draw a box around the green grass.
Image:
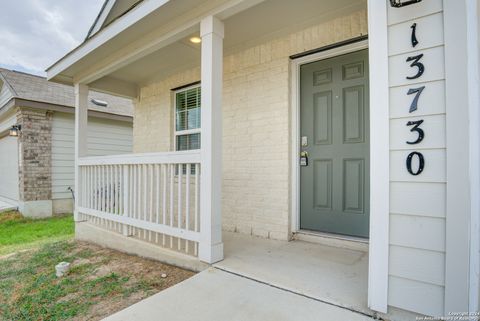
[0,241,158,321]
[0,212,74,256]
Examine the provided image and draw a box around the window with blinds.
[175,85,201,151]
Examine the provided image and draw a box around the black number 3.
[406,151,425,176]
[406,54,425,80]
[406,120,425,144]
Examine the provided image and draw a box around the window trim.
[173,83,201,151]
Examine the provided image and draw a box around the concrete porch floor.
[216,232,371,316]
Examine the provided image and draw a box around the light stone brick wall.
[17,108,52,202]
[133,10,368,240]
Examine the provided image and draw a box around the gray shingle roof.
[0,68,133,117]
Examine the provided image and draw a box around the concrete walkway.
[104,268,375,321]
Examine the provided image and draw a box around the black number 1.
[411,23,419,47]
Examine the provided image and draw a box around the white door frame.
[290,39,369,235]
[290,29,390,313]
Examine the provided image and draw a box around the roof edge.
[0,71,18,97]
[46,0,149,78]
[86,0,114,40]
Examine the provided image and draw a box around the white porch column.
[198,16,224,264]
[74,83,89,222]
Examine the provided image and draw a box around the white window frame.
[173,84,201,151]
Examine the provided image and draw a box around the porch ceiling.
[48,0,366,97]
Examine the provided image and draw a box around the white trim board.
[443,0,472,314]
[366,0,389,313]
[466,0,480,313]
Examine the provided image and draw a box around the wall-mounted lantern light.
[9,125,21,137]
[389,0,422,8]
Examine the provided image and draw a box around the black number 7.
[407,86,425,113]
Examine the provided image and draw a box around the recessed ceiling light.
[189,37,201,44]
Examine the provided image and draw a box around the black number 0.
[406,151,425,176]
[406,54,425,80]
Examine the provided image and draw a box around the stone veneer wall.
[17,108,52,202]
[133,10,368,240]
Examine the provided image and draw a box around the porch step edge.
[293,231,369,252]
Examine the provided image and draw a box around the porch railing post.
[198,15,224,264]
[74,83,89,222]
[122,165,132,236]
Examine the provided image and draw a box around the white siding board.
[0,113,17,135]
[390,115,446,150]
[87,137,132,145]
[390,149,446,182]
[389,46,445,87]
[0,136,19,203]
[390,214,445,252]
[388,13,444,56]
[390,182,446,218]
[389,245,445,286]
[388,276,444,317]
[53,140,74,148]
[52,154,74,161]
[51,113,132,200]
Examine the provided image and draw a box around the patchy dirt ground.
[0,240,196,321]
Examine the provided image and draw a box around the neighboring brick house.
[0,68,133,217]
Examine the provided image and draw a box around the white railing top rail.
[78,150,201,166]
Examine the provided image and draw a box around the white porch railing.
[77,150,201,256]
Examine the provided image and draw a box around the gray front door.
[300,49,369,238]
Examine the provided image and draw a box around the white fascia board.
[88,0,117,39]
[46,0,170,80]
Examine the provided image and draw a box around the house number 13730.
[405,22,426,176]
